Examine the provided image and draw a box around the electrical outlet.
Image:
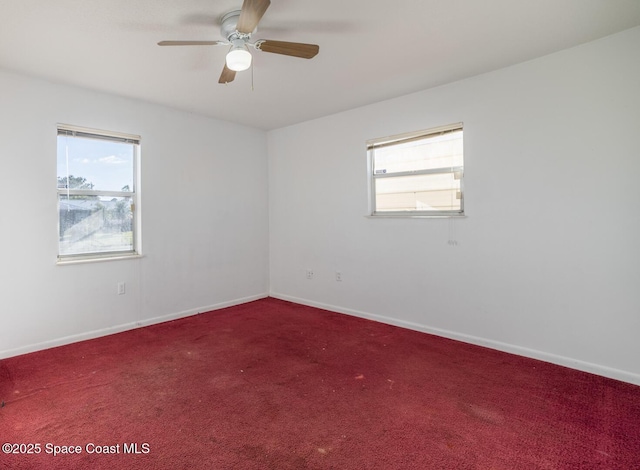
[335,271,342,281]
[117,282,126,295]
[306,269,314,280]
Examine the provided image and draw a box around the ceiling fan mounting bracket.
[231,31,252,42]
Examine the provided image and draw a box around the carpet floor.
[1,298,639,469]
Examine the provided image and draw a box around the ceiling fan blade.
[237,0,271,34]
[218,65,236,84]
[257,40,319,59]
[158,41,223,46]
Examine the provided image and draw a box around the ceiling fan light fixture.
[226,45,252,71]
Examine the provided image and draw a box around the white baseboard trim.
[270,292,640,386]
[0,293,269,360]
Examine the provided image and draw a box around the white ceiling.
[2,0,640,130]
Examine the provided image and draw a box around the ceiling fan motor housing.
[220,10,253,40]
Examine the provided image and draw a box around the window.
[57,125,140,261]
[368,123,464,217]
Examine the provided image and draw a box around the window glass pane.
[373,130,463,175]
[57,135,134,192]
[59,195,134,256]
[375,173,461,212]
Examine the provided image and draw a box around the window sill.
[56,253,143,266]
[366,214,467,219]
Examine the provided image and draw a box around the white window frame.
[367,123,464,218]
[56,124,141,263]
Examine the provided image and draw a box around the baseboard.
[0,293,269,360]
[270,292,640,386]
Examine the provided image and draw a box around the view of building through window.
[369,124,464,216]
[57,126,139,259]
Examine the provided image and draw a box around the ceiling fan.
[158,0,319,84]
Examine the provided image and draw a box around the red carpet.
[1,298,639,469]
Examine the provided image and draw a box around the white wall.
[268,27,640,384]
[0,69,269,357]
[2,27,638,385]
